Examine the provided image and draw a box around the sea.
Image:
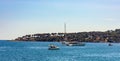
[0,40,120,61]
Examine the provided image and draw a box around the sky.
[0,0,120,40]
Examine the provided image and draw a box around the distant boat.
[108,43,112,46]
[48,44,59,50]
[62,23,85,46]
[61,41,69,44]
[66,42,85,46]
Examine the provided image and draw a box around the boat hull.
[66,42,85,46]
[48,48,59,50]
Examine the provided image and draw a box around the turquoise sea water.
[0,40,120,61]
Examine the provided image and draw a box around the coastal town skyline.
[0,0,120,40]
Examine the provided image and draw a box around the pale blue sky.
[0,0,120,39]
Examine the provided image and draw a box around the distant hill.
[14,29,120,43]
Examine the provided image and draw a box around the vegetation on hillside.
[15,29,120,42]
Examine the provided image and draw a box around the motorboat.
[48,44,59,50]
[108,43,112,46]
[61,41,69,45]
[62,23,85,46]
[66,42,85,46]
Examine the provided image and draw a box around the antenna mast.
[64,23,66,34]
[64,23,67,41]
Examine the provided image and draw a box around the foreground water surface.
[0,40,120,61]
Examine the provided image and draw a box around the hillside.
[15,29,120,42]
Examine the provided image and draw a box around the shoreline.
[6,40,120,43]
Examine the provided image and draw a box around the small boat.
[48,44,59,50]
[108,43,112,46]
[62,23,85,46]
[66,42,85,46]
[61,41,66,44]
[61,41,69,45]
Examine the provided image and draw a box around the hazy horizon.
[0,0,120,40]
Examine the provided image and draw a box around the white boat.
[62,23,85,46]
[61,41,69,44]
[48,44,59,50]
[66,42,85,46]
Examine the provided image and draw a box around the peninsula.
[15,29,120,43]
